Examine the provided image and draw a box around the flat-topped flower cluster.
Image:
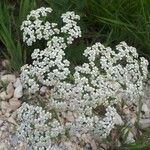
[17,7,149,149]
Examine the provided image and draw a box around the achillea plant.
[20,7,81,93]
[17,7,149,150]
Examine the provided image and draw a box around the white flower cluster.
[47,41,148,141]
[61,11,81,44]
[94,106,118,138]
[18,7,149,149]
[83,41,149,104]
[20,7,81,93]
[20,37,70,93]
[21,7,81,46]
[17,102,52,149]
[16,103,65,150]
[21,7,58,46]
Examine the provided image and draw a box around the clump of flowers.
[17,7,149,149]
[20,7,81,93]
[21,7,81,46]
[17,103,52,149]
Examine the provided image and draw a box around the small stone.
[13,78,22,88]
[0,143,7,150]
[0,91,7,100]
[40,86,47,95]
[0,120,3,126]
[9,98,21,111]
[1,74,16,83]
[130,113,136,125]
[1,126,7,131]
[125,131,135,144]
[6,82,14,99]
[7,117,17,125]
[2,59,9,68]
[5,112,11,118]
[114,114,124,126]
[13,78,23,99]
[142,103,149,117]
[139,119,150,129]
[0,101,10,114]
[0,131,2,138]
[123,105,130,115]
[14,86,23,99]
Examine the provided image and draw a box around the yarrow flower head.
[61,11,81,44]
[21,7,57,46]
[16,103,66,150]
[82,41,149,104]
[21,7,81,46]
[20,7,81,93]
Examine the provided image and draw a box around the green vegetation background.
[1,0,150,71]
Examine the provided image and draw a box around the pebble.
[40,86,47,95]
[0,143,7,150]
[14,86,23,99]
[130,113,136,125]
[13,78,23,99]
[0,120,3,126]
[125,131,135,144]
[1,125,7,131]
[9,98,21,111]
[7,117,17,125]
[6,82,14,99]
[1,74,16,83]
[1,59,9,68]
[0,92,7,100]
[139,119,150,129]
[0,131,2,138]
[142,103,150,118]
[5,112,11,118]
[0,101,10,114]
[114,114,124,126]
